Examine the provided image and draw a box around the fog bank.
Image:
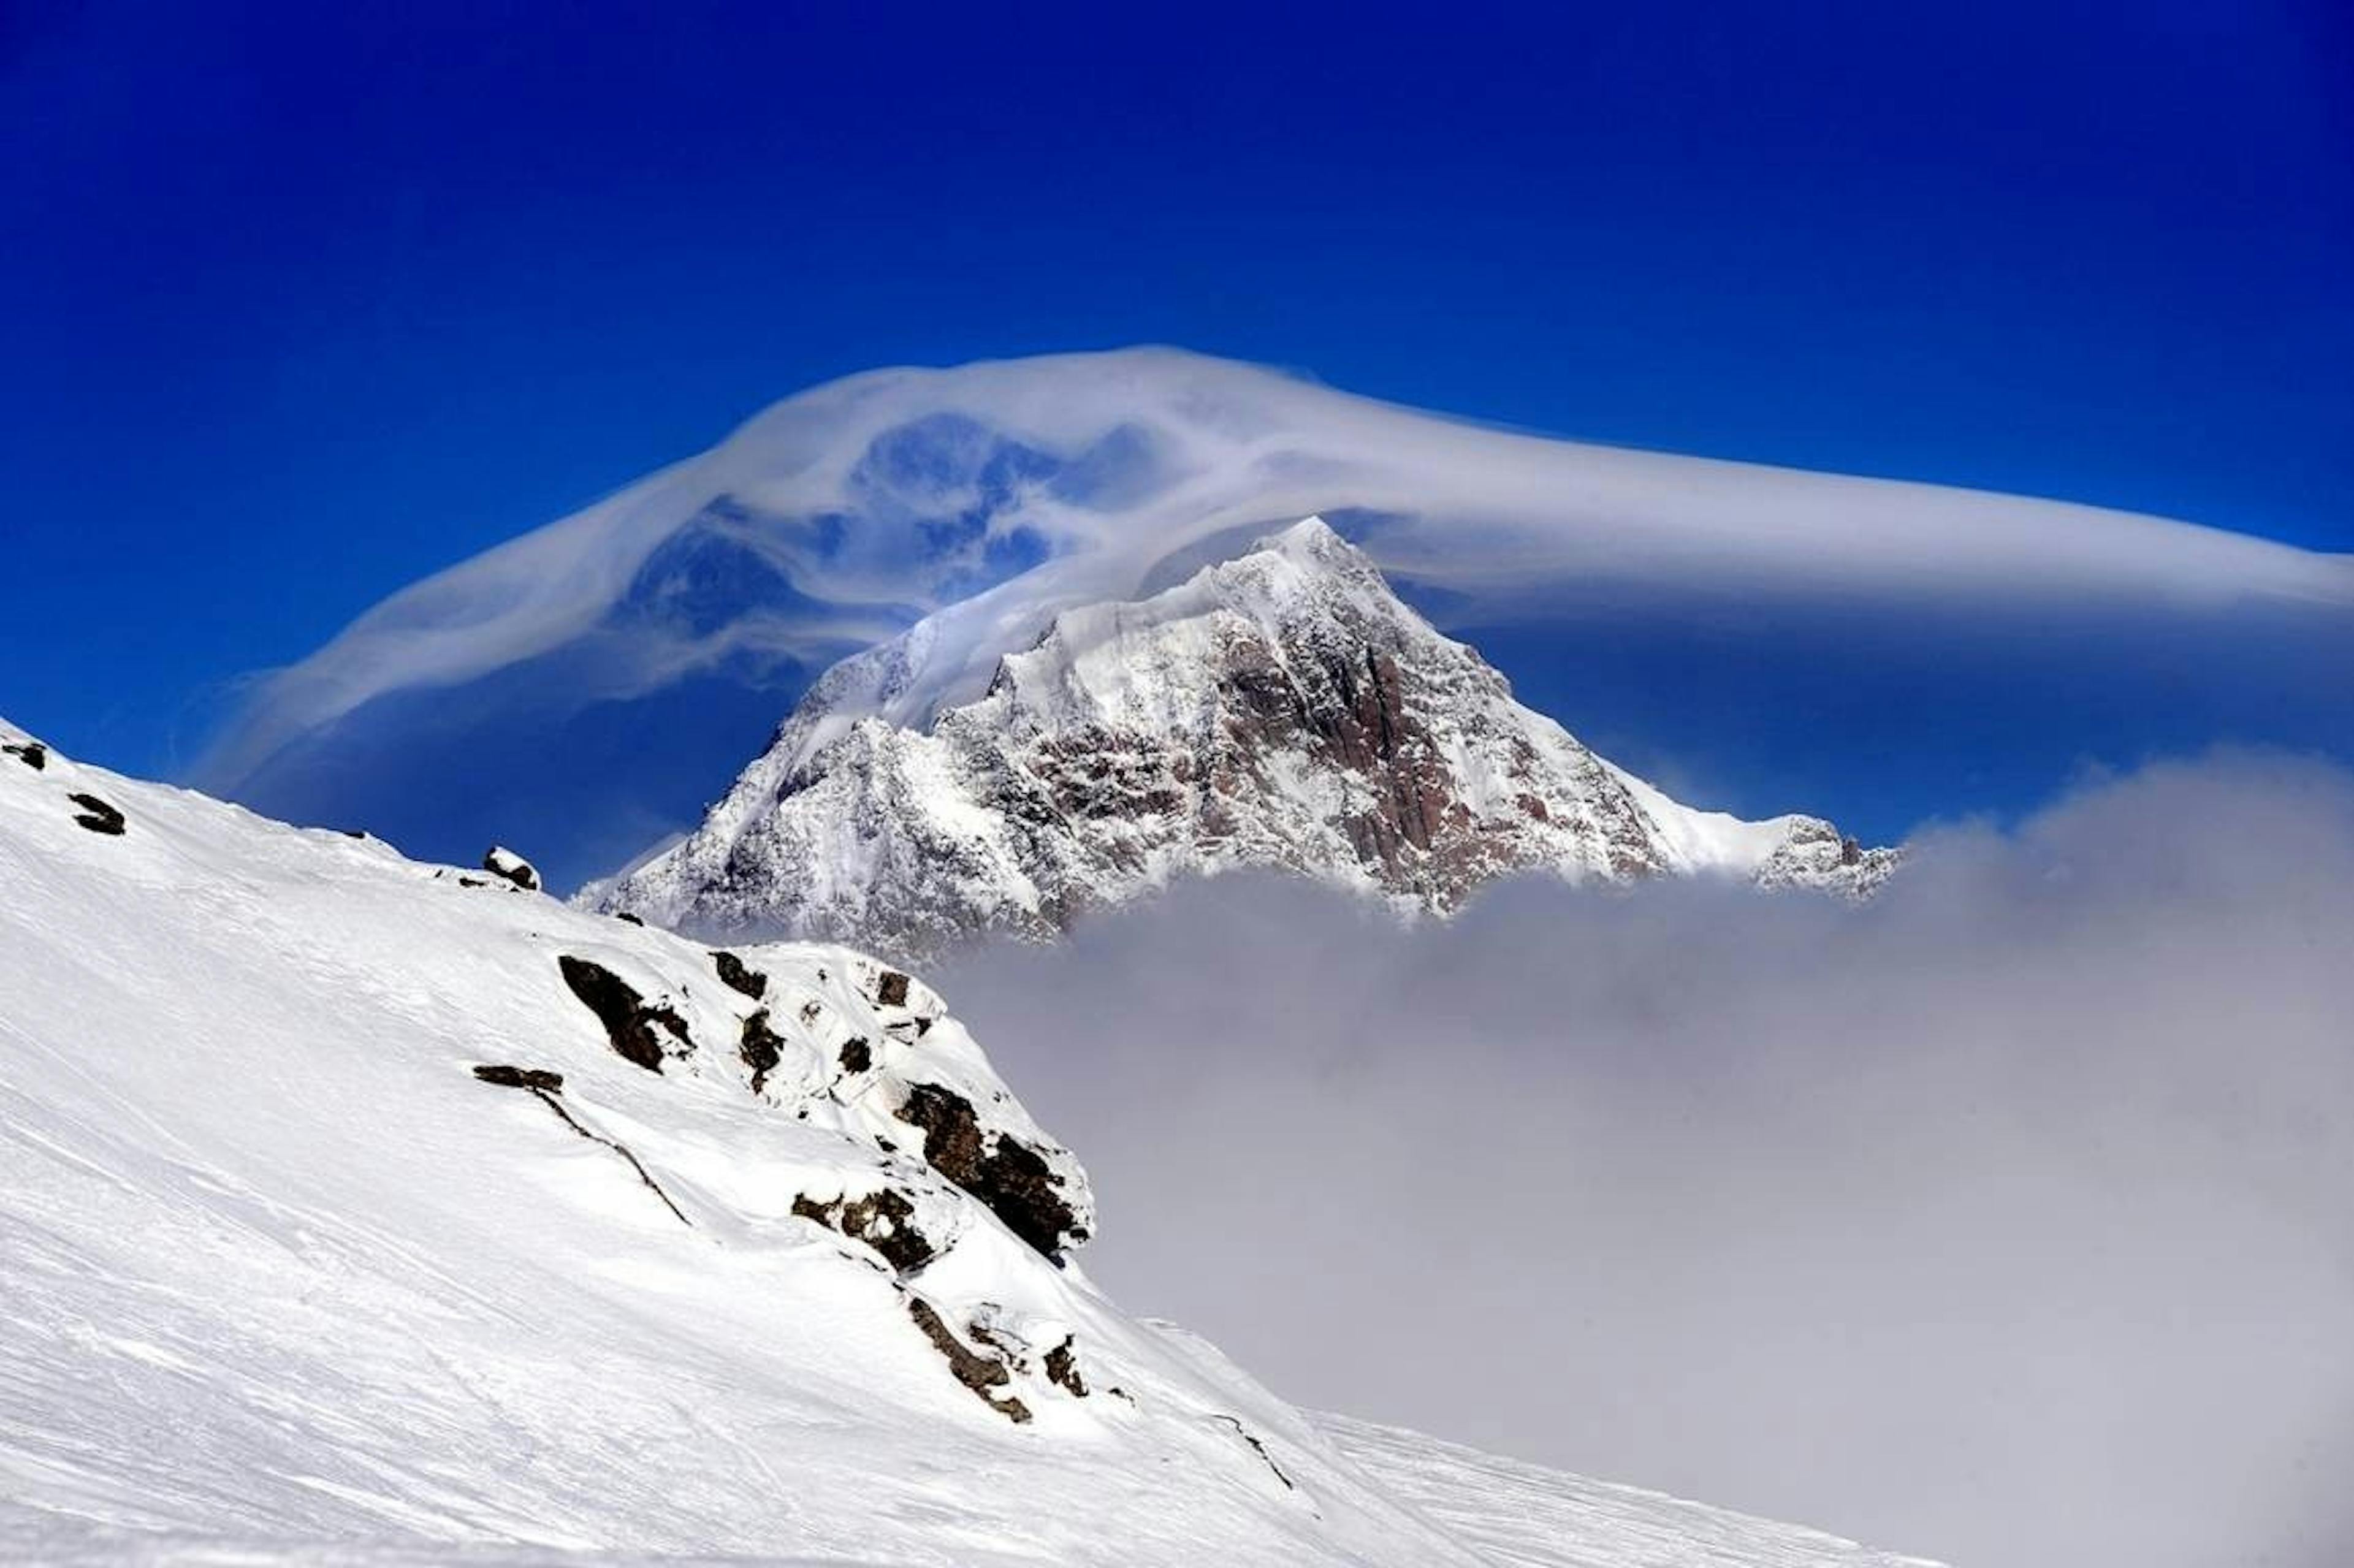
[940,752,2354,1568]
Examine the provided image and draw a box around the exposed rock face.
[592,519,1897,959]
[712,949,768,999]
[1043,1336,1087,1396]
[792,1186,937,1274]
[892,1080,1088,1263]
[471,1064,565,1092]
[557,955,693,1072]
[905,1296,1032,1424]
[737,1007,787,1094]
[67,792,126,835]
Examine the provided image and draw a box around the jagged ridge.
[594,519,1896,957]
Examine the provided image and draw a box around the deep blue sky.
[5,0,2350,780]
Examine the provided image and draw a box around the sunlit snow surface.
[192,347,2354,889]
[1319,1417,1937,1568]
[0,720,1933,1566]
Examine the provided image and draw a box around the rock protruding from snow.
[593,518,1898,957]
[482,844,541,890]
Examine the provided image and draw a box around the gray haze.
[939,752,2354,1568]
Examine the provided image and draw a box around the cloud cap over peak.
[192,348,2354,888]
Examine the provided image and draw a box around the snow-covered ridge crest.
[590,518,1897,957]
[0,718,1940,1565]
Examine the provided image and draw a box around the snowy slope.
[0,721,1937,1566]
[592,519,1894,956]
[1314,1416,1939,1568]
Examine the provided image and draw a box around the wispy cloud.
[194,348,2354,792]
[940,751,2354,1568]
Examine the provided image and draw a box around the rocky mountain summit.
[593,518,1897,957]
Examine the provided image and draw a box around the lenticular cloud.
[192,347,2354,888]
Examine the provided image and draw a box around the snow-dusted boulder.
[481,843,541,890]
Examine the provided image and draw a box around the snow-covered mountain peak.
[591,521,1897,957]
[981,515,1388,728]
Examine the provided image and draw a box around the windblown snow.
[0,719,1935,1566]
[592,519,1895,957]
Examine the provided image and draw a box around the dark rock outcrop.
[472,1064,565,1092]
[557,956,692,1073]
[739,1008,786,1094]
[893,1081,1083,1260]
[905,1296,1030,1423]
[67,793,124,835]
[791,1187,935,1273]
[1044,1336,1087,1396]
[713,950,768,1000]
